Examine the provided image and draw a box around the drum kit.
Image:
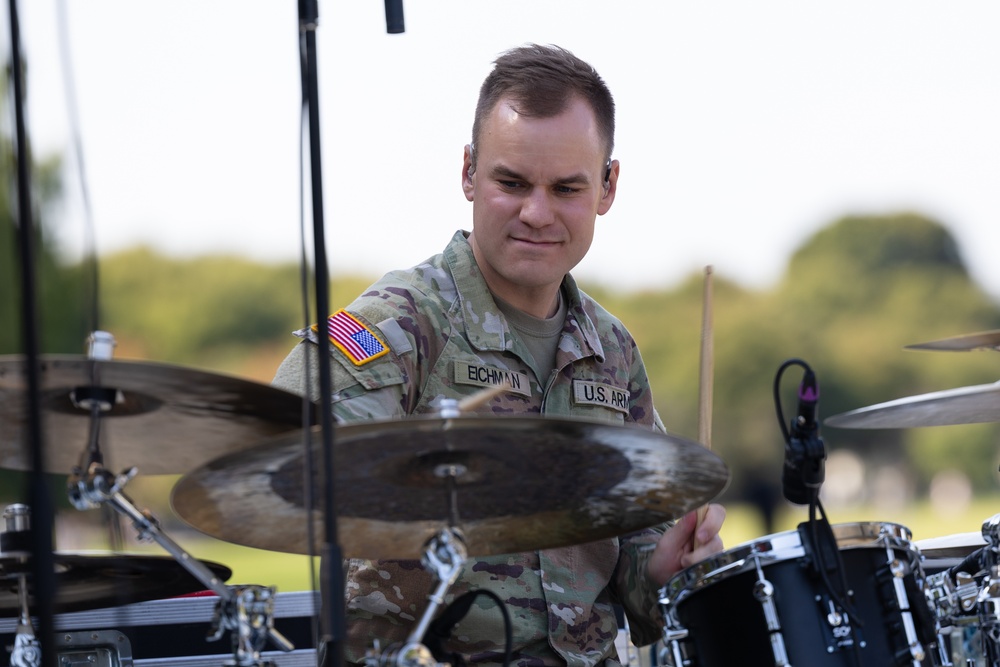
[0,332,732,667]
[1,328,999,666]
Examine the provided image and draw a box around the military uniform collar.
[443,230,605,361]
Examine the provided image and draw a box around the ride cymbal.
[0,553,231,614]
[906,330,1000,352]
[824,381,1000,429]
[171,415,729,559]
[0,355,312,474]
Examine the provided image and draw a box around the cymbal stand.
[364,394,529,667]
[364,527,468,667]
[3,504,41,667]
[209,585,285,667]
[63,330,293,665]
[67,461,295,666]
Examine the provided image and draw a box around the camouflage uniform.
[273,230,669,667]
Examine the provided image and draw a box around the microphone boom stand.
[297,2,345,666]
[7,0,58,663]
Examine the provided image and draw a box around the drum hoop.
[662,521,916,603]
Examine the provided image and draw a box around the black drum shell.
[662,522,937,667]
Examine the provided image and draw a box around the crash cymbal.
[0,355,313,474]
[0,553,231,614]
[906,329,1000,352]
[172,415,729,559]
[824,381,1000,429]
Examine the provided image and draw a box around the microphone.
[782,366,826,504]
[384,0,405,33]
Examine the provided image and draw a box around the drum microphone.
[782,365,826,504]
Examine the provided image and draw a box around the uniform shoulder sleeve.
[614,525,671,646]
[272,334,408,422]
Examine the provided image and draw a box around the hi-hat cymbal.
[906,330,1000,352]
[0,355,313,474]
[0,553,231,614]
[171,415,730,559]
[824,381,1000,429]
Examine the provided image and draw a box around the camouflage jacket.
[272,230,670,666]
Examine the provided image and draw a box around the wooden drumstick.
[698,265,714,452]
[457,381,510,412]
[695,266,714,538]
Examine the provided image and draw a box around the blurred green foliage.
[5,212,1000,510]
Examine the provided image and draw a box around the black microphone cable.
[423,589,512,667]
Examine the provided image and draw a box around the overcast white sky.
[12,0,1000,299]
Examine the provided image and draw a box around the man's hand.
[647,503,726,587]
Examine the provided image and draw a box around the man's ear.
[598,159,620,215]
[462,144,475,201]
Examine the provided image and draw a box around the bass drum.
[659,522,941,667]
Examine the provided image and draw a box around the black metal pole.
[384,0,404,34]
[297,2,344,666]
[8,0,58,663]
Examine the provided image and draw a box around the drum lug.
[660,627,690,667]
[881,548,929,665]
[751,565,791,666]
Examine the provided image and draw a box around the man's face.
[462,95,618,315]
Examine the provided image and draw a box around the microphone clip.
[778,361,827,505]
[783,424,827,502]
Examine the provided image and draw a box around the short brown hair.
[471,44,615,164]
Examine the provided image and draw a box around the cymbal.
[171,415,729,559]
[906,330,1000,352]
[0,355,312,474]
[0,552,231,614]
[824,381,1000,429]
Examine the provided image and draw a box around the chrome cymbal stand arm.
[365,528,468,667]
[66,464,295,664]
[3,505,41,667]
[68,464,230,597]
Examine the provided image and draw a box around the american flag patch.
[323,310,389,365]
